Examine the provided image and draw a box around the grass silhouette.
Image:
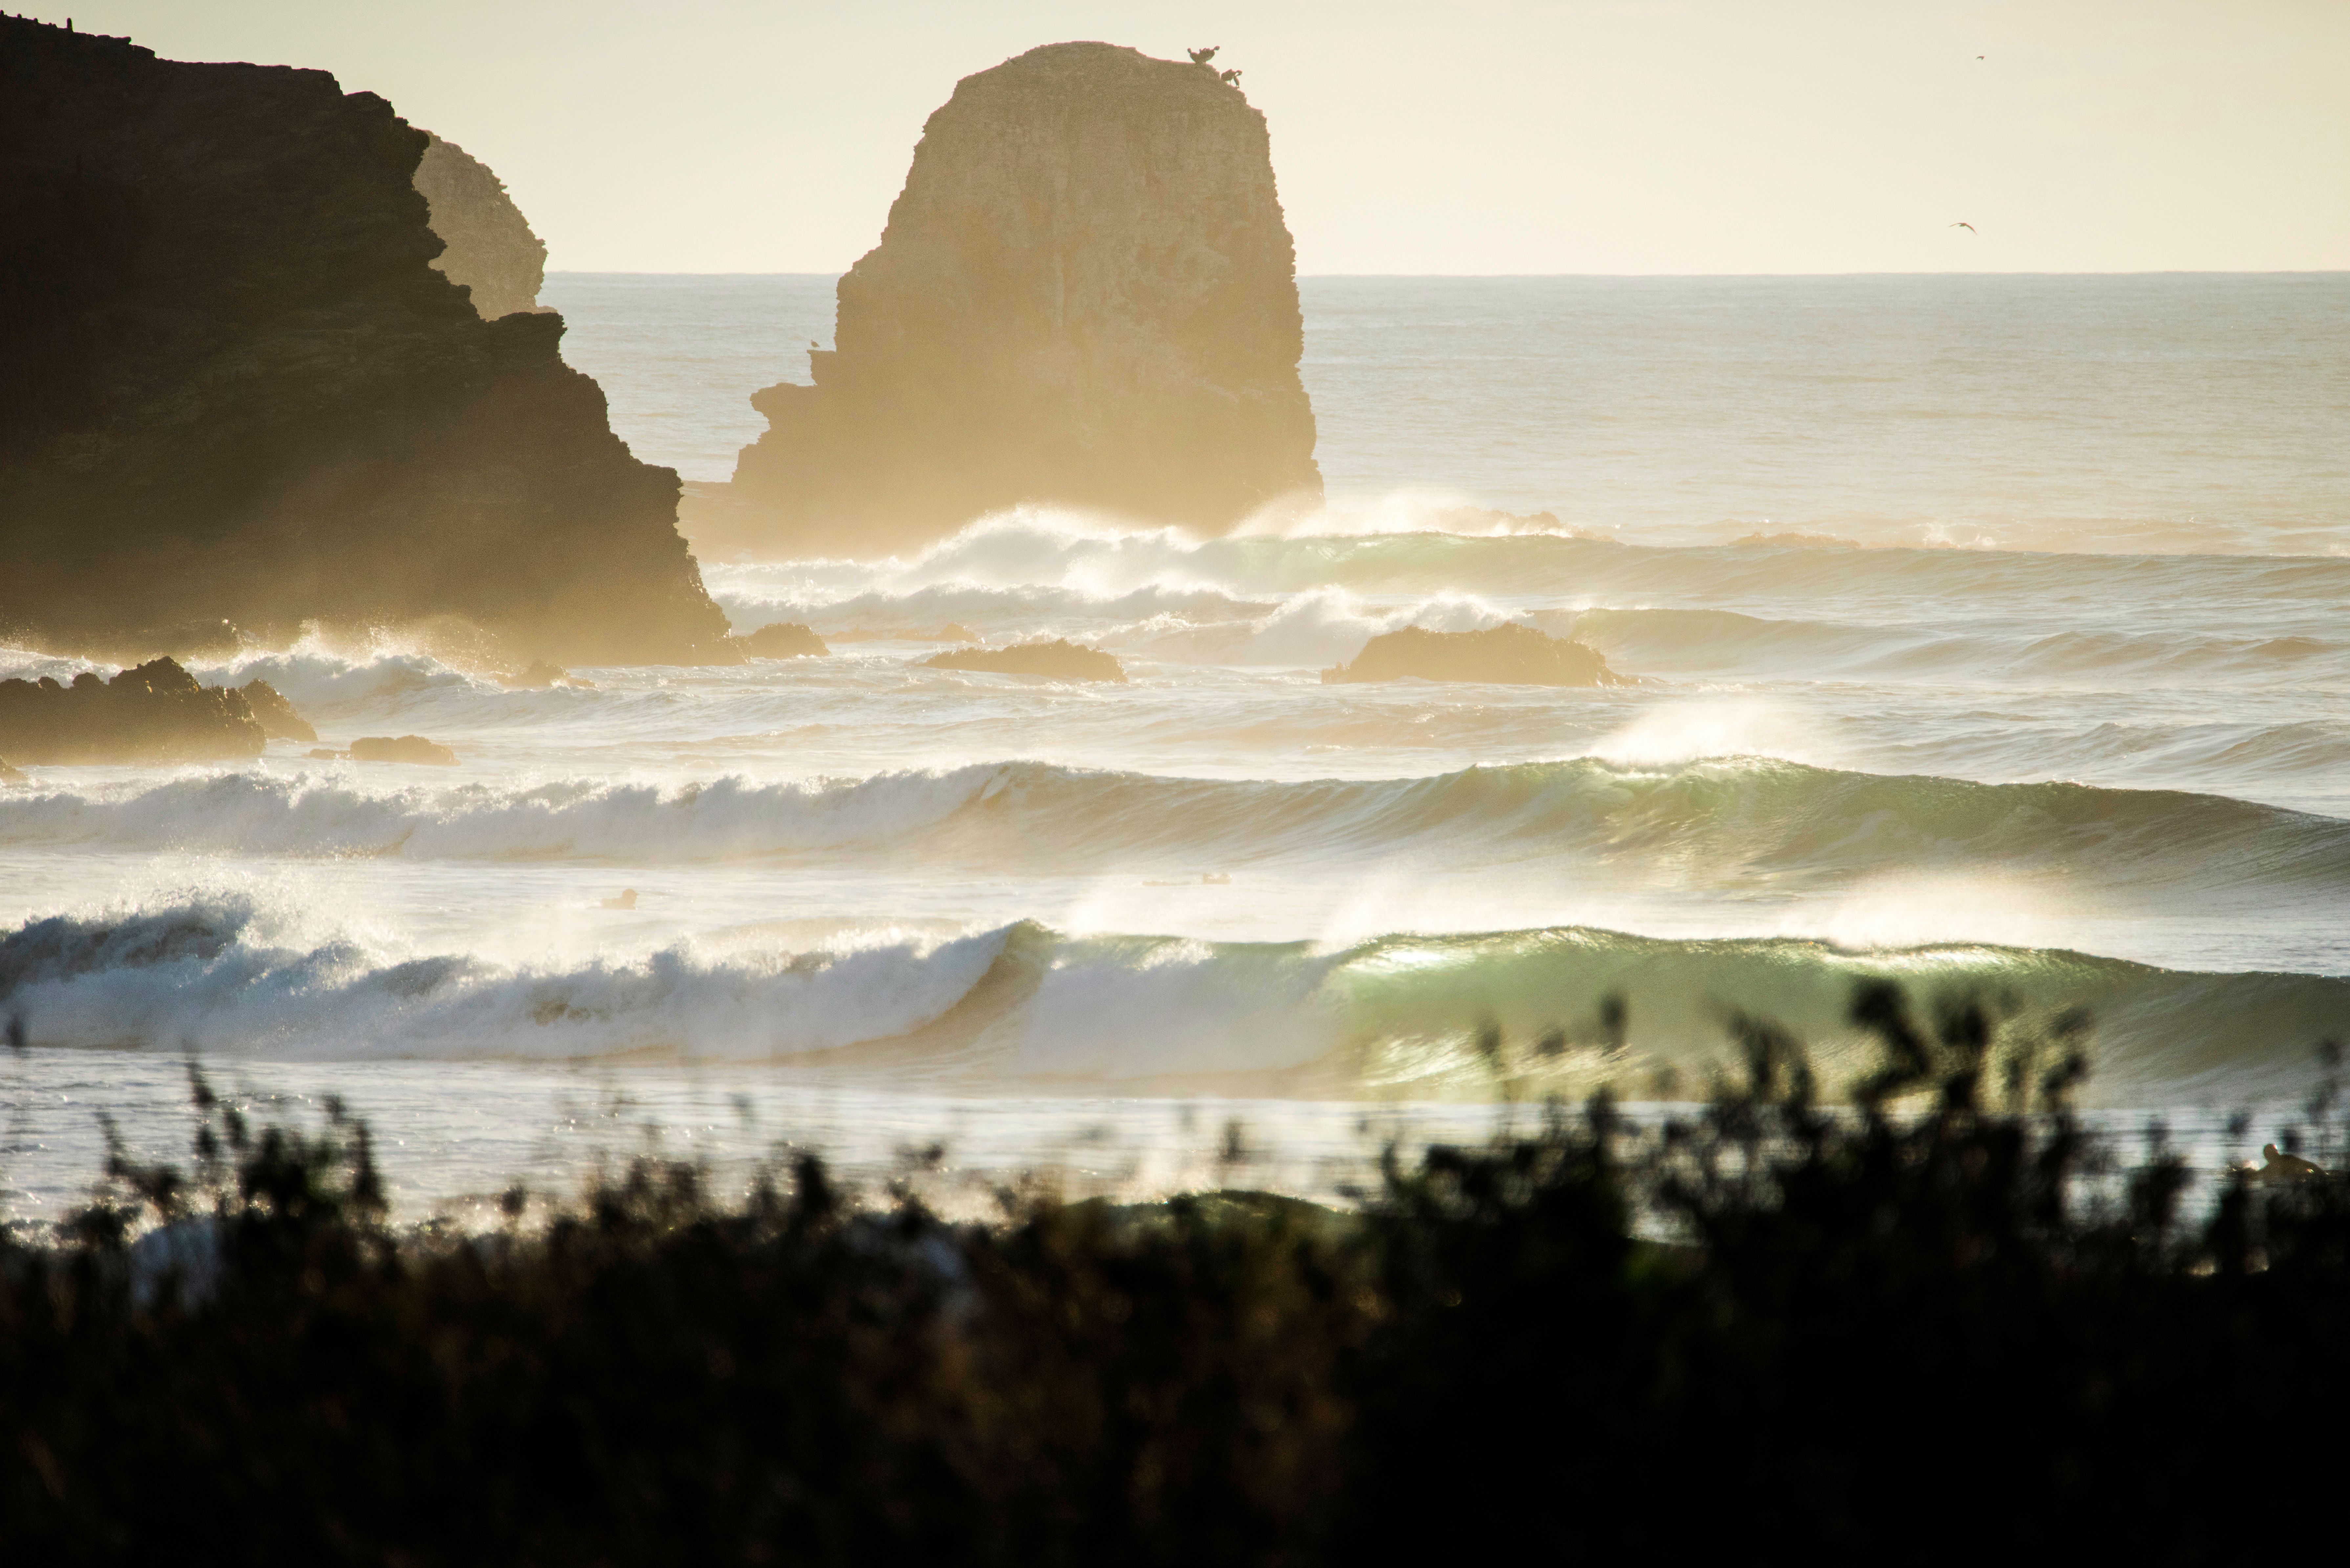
[4,981,2345,1562]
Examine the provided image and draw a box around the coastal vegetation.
[6,983,2343,1560]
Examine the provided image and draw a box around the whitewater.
[4,273,2346,1218]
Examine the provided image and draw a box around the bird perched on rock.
[1220,67,1243,86]
[1188,45,1219,64]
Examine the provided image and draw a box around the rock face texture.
[723,42,1321,555]
[413,133,548,320]
[0,17,732,664]
[1321,625,1628,687]
[0,658,273,764]
[925,640,1127,683]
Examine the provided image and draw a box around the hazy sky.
[25,1,2350,274]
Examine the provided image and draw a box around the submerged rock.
[717,42,1321,556]
[733,623,830,659]
[924,639,1127,683]
[1320,624,1626,687]
[0,16,733,665]
[0,657,267,763]
[237,679,316,742]
[413,133,548,321]
[349,735,459,766]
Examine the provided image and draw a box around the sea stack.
[413,133,549,320]
[718,42,1322,556]
[0,17,734,665]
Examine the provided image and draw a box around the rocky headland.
[924,640,1128,683]
[0,16,732,665]
[1321,625,1628,687]
[0,658,296,764]
[413,133,549,320]
[709,42,1321,557]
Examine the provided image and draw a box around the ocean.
[4,273,2346,1220]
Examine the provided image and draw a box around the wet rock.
[1320,624,1627,687]
[497,659,590,689]
[718,42,1320,556]
[924,639,1127,683]
[733,623,830,659]
[237,679,316,741]
[0,757,24,784]
[0,16,733,665]
[350,735,459,766]
[0,657,267,763]
[413,133,548,321]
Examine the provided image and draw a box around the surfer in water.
[2253,1143,2326,1184]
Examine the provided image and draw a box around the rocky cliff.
[414,133,548,320]
[720,42,1321,556]
[0,16,732,664]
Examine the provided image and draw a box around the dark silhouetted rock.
[237,679,316,741]
[497,659,591,688]
[413,133,547,320]
[733,623,830,659]
[925,639,1127,683]
[0,17,732,665]
[712,42,1320,556]
[1320,624,1627,687]
[350,735,458,766]
[0,657,267,763]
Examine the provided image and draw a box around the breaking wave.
[3,898,2341,1105]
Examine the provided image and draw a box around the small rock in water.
[1320,624,1628,687]
[350,735,459,766]
[924,639,1126,683]
[599,889,639,910]
[732,622,830,659]
[499,660,588,689]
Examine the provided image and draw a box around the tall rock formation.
[414,133,548,320]
[722,42,1321,555]
[0,17,732,664]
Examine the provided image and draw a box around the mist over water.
[6,274,2346,1216]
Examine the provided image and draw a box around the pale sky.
[24,0,2350,274]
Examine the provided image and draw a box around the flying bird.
[1950,222,1976,233]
